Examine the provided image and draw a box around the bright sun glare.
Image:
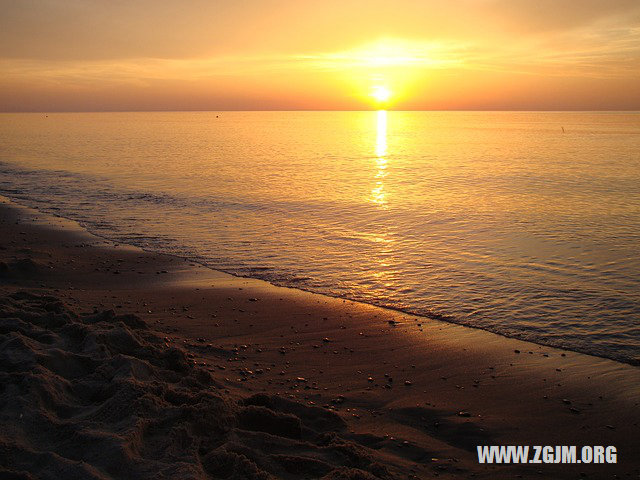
[371,85,391,103]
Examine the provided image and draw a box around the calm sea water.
[1,111,639,363]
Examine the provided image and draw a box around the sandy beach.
[1,196,639,480]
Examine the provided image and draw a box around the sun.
[371,85,391,103]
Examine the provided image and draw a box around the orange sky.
[1,0,639,111]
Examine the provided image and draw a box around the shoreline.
[1,197,639,479]
[2,194,635,368]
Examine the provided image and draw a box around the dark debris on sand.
[0,292,403,480]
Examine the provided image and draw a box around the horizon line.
[2,109,640,114]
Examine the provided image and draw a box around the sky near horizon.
[1,0,640,111]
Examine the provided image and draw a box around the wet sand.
[1,196,639,479]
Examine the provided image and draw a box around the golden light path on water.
[371,109,388,208]
[369,109,395,287]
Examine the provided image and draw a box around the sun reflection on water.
[371,109,388,208]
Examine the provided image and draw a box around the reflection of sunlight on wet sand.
[371,110,388,208]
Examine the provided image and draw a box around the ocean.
[1,111,639,363]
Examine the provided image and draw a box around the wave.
[1,159,639,366]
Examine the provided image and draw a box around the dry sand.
[1,197,639,480]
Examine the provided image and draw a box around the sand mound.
[0,258,44,277]
[0,292,400,479]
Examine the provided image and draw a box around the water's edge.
[3,193,637,367]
